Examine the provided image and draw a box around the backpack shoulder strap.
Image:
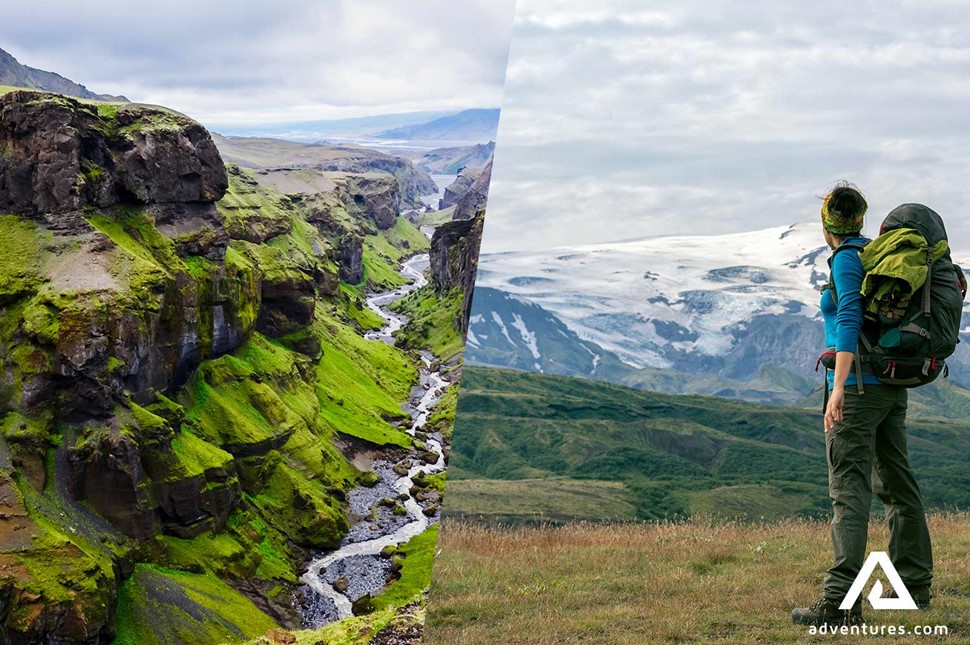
[824,241,868,305]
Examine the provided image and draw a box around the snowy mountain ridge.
[474,222,840,370]
[472,221,970,378]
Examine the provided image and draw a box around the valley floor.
[424,514,970,644]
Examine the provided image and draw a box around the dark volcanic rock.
[339,233,364,284]
[452,159,492,221]
[309,148,435,208]
[256,265,317,338]
[336,174,400,230]
[430,213,485,337]
[0,90,227,224]
[438,166,482,210]
[66,429,161,540]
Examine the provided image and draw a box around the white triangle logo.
[840,551,918,610]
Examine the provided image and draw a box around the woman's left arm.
[825,249,866,432]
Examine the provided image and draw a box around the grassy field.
[425,514,970,644]
[443,478,638,525]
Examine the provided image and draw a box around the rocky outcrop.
[335,173,400,231]
[339,233,364,284]
[0,91,255,421]
[430,213,485,337]
[417,141,494,175]
[343,154,436,208]
[439,166,482,210]
[0,91,227,226]
[256,263,317,338]
[452,160,492,222]
[65,400,241,542]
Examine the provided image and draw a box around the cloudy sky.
[1,1,515,127]
[481,0,970,253]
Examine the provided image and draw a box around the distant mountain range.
[376,108,500,143]
[0,46,126,101]
[466,223,970,408]
[210,110,456,141]
[212,109,501,148]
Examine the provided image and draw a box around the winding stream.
[299,252,450,623]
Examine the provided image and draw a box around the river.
[298,251,451,625]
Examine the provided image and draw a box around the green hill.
[446,367,970,523]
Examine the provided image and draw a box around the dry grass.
[424,514,970,644]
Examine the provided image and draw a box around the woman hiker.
[790,182,933,627]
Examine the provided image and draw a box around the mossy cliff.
[391,211,484,367]
[0,90,432,643]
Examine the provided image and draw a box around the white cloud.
[1,0,516,127]
[481,0,970,253]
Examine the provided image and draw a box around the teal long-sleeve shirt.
[820,236,880,388]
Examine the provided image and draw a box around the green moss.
[411,471,446,494]
[95,104,187,141]
[3,477,118,629]
[390,286,464,362]
[253,461,348,548]
[217,166,294,242]
[182,350,300,450]
[80,159,105,182]
[1,410,54,444]
[426,384,458,443]
[275,605,418,645]
[169,431,234,478]
[372,525,440,611]
[338,283,385,330]
[94,102,121,120]
[0,215,46,305]
[160,507,296,583]
[386,216,431,254]
[107,356,126,374]
[223,246,261,340]
[6,532,114,635]
[290,217,337,272]
[84,207,179,303]
[310,308,416,449]
[85,207,181,272]
[233,236,313,299]
[128,402,168,434]
[113,564,278,645]
[179,332,363,552]
[360,217,429,291]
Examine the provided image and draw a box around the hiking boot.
[790,597,863,627]
[886,585,932,610]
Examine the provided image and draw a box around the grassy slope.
[114,565,277,644]
[389,286,464,364]
[361,217,430,291]
[426,514,970,644]
[448,367,970,522]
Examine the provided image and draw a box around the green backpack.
[854,204,966,387]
